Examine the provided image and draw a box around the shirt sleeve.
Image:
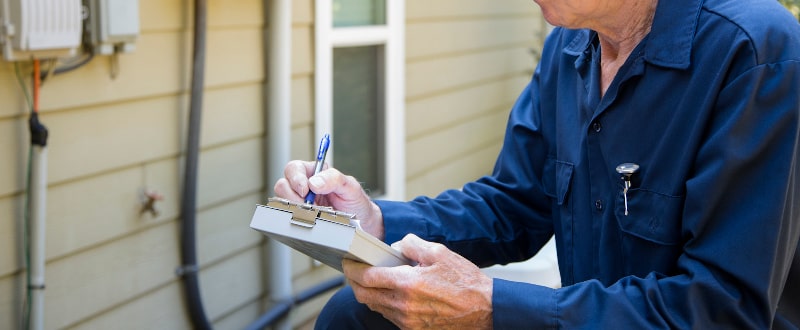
[376,76,557,268]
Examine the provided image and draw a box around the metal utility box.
[85,0,139,54]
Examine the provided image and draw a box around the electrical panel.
[85,0,139,55]
[0,0,83,61]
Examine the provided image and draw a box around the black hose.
[244,276,346,330]
[178,0,211,328]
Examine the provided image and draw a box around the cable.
[179,0,211,328]
[244,276,346,330]
[16,59,44,330]
[14,61,32,330]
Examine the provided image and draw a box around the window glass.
[333,0,386,27]
[332,46,385,196]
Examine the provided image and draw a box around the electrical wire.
[14,61,34,330]
[33,60,40,114]
[39,51,95,83]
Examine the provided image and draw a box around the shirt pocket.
[615,188,683,245]
[542,157,574,205]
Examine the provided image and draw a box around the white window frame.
[314,0,406,201]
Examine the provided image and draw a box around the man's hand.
[273,160,385,239]
[344,234,493,329]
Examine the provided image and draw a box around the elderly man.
[276,0,800,328]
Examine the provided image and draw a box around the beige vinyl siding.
[0,0,544,329]
[405,0,544,198]
[0,0,277,328]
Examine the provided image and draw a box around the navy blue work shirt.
[376,0,800,328]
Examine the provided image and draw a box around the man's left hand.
[343,234,493,329]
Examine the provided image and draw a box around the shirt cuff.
[374,199,430,244]
[493,278,559,329]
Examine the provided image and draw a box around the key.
[616,163,640,216]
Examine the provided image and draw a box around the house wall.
[0,0,544,329]
[404,0,544,198]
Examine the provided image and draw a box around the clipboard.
[249,197,412,272]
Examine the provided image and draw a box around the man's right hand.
[273,160,386,240]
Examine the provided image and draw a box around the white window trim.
[314,0,406,201]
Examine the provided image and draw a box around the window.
[315,0,405,200]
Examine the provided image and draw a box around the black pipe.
[244,276,346,330]
[178,0,211,328]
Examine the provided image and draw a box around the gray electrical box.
[0,0,83,61]
[85,0,139,55]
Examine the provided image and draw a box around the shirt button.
[592,121,602,133]
[595,199,603,211]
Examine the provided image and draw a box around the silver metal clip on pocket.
[616,163,640,216]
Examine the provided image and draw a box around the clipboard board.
[249,197,412,272]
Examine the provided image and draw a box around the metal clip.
[266,197,350,227]
[616,163,640,216]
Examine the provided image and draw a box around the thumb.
[394,234,446,266]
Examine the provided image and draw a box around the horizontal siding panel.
[68,247,266,329]
[44,85,263,186]
[291,76,314,126]
[205,29,265,87]
[407,17,539,59]
[0,272,24,330]
[294,0,314,25]
[200,247,265,322]
[196,138,264,209]
[69,281,190,330]
[207,0,264,28]
[406,46,535,99]
[38,33,187,112]
[0,196,23,277]
[44,167,146,261]
[0,118,26,197]
[292,26,314,76]
[141,0,263,32]
[290,125,314,161]
[43,222,181,328]
[407,0,540,20]
[39,28,263,112]
[196,194,264,266]
[406,75,529,138]
[201,84,265,147]
[406,142,503,198]
[213,298,264,330]
[406,110,508,178]
[45,96,181,184]
[0,63,27,119]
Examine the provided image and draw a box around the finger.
[395,234,448,266]
[344,259,416,293]
[347,274,404,314]
[283,160,315,197]
[273,178,304,201]
[311,168,364,200]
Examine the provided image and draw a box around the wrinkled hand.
[273,160,385,239]
[344,234,493,329]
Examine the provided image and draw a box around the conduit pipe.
[28,59,48,330]
[178,0,211,328]
[265,0,293,329]
[28,113,48,330]
[28,138,46,330]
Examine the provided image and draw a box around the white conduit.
[29,144,47,330]
[267,0,292,329]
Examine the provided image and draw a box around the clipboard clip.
[266,197,355,228]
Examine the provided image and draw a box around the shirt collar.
[562,0,703,70]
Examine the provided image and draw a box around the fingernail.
[309,176,324,188]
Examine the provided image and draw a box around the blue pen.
[305,133,330,204]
